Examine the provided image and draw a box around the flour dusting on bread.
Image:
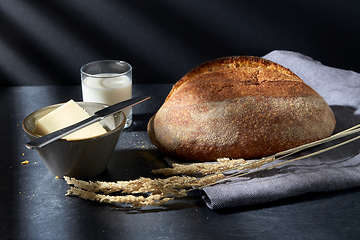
[148,56,336,162]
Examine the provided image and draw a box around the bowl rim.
[22,101,126,142]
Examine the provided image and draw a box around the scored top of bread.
[166,56,303,101]
[148,56,336,162]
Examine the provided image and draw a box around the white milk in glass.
[82,73,132,127]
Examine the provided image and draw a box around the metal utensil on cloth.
[26,96,150,149]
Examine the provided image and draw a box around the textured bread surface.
[147,56,336,162]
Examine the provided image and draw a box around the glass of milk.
[80,60,133,128]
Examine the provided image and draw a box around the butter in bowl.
[22,100,126,179]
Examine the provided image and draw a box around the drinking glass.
[81,60,132,128]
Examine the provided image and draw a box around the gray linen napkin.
[200,50,360,209]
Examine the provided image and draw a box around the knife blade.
[26,96,150,150]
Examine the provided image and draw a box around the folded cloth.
[200,50,360,209]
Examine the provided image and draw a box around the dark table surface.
[2,84,360,240]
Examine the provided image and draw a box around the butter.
[35,100,107,140]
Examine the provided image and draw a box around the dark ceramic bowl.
[22,102,125,179]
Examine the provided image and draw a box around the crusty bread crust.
[148,56,336,162]
[166,56,302,102]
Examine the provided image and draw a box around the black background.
[1,0,360,86]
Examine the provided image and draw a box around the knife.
[26,96,150,150]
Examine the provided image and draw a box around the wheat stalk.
[65,123,360,208]
[200,123,360,188]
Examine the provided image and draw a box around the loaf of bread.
[147,56,336,162]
